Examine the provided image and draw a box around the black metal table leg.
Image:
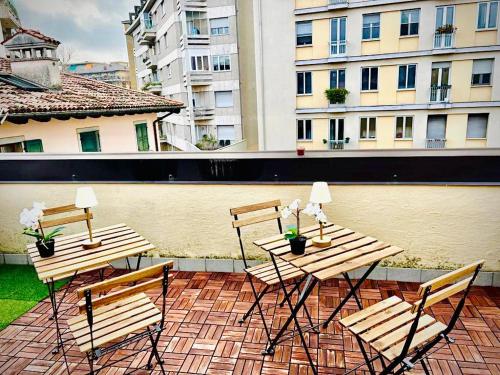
[343,272,363,310]
[322,261,380,329]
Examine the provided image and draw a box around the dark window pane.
[478,3,487,28]
[400,23,409,36]
[297,35,312,45]
[330,70,338,88]
[408,65,416,88]
[297,73,304,94]
[372,25,380,38]
[305,72,312,93]
[362,27,370,39]
[489,2,498,28]
[398,66,407,89]
[482,73,491,84]
[410,22,419,35]
[330,120,336,140]
[396,117,404,138]
[297,121,304,139]
[338,119,344,139]
[405,117,413,138]
[362,68,369,90]
[472,74,480,85]
[370,68,378,90]
[338,69,345,88]
[305,120,312,139]
[360,118,367,138]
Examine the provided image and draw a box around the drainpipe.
[153,111,176,151]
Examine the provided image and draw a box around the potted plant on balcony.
[325,88,349,106]
[20,202,64,258]
[435,24,456,34]
[281,199,328,255]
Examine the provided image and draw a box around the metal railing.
[430,85,451,102]
[426,139,446,149]
[329,140,344,150]
[330,40,347,56]
[434,32,454,49]
[329,0,348,4]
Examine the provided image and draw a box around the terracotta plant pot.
[36,239,55,258]
[297,147,305,156]
[289,236,307,255]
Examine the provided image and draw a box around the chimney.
[2,28,62,88]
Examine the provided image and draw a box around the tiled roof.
[2,28,61,46]
[0,58,184,120]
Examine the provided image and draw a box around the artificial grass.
[0,264,66,330]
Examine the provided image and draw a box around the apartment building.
[0,0,20,57]
[291,0,500,150]
[124,0,243,151]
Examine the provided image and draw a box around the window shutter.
[472,59,493,74]
[210,17,228,28]
[135,123,150,151]
[217,125,235,140]
[467,115,488,138]
[297,21,311,35]
[24,139,43,152]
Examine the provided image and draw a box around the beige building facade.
[237,0,500,151]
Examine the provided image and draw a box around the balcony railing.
[329,0,348,5]
[430,85,451,103]
[193,107,215,120]
[185,71,213,86]
[329,140,344,150]
[426,139,446,149]
[434,32,454,49]
[329,40,346,56]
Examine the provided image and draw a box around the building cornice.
[296,45,500,66]
[296,101,500,114]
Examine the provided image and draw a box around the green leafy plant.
[325,88,349,104]
[436,24,456,34]
[196,133,218,150]
[19,202,64,244]
[22,226,64,243]
[284,226,299,240]
[142,81,162,90]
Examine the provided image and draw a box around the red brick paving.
[0,270,498,374]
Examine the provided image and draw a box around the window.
[427,115,447,139]
[467,114,488,138]
[167,63,172,78]
[330,17,347,55]
[213,55,231,71]
[362,13,380,40]
[472,59,493,85]
[398,64,416,89]
[210,17,229,35]
[215,91,233,107]
[330,69,345,88]
[297,71,312,95]
[478,1,498,29]
[135,123,150,151]
[0,136,24,153]
[296,21,312,45]
[395,116,413,139]
[190,55,210,71]
[79,130,101,152]
[297,119,312,140]
[360,117,376,139]
[24,139,43,152]
[401,9,420,36]
[186,11,207,35]
[163,33,168,49]
[217,125,235,142]
[156,40,161,55]
[361,67,378,91]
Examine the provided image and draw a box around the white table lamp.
[75,187,101,249]
[310,181,332,247]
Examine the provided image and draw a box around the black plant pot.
[289,236,307,255]
[36,239,55,258]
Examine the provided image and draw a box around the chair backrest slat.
[417,260,484,296]
[411,276,473,313]
[39,204,90,229]
[230,200,281,216]
[43,204,81,216]
[76,261,174,299]
[232,211,281,228]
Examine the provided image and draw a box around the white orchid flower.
[30,221,40,230]
[316,211,327,224]
[31,202,46,219]
[302,202,319,216]
[288,199,301,211]
[19,208,32,226]
[281,207,292,219]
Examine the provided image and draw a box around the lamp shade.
[309,182,332,204]
[75,187,98,208]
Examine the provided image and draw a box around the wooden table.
[26,223,155,353]
[254,223,403,374]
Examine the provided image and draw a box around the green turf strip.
[0,264,66,330]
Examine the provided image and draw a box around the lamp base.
[312,236,331,248]
[82,239,102,249]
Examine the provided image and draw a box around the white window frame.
[190,55,210,71]
[477,1,499,30]
[472,59,494,86]
[466,114,488,139]
[359,117,377,139]
[330,17,347,55]
[395,116,414,140]
[362,13,380,40]
[296,21,312,46]
[361,66,378,91]
[210,17,229,35]
[330,69,346,89]
[400,9,420,36]
[297,119,313,141]
[398,64,417,90]
[212,55,231,72]
[297,71,312,95]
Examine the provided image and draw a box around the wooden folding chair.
[230,200,314,347]
[340,260,484,375]
[68,261,173,375]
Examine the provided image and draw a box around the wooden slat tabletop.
[26,224,155,283]
[254,223,403,282]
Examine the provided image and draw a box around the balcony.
[433,32,454,49]
[144,54,158,69]
[430,85,451,103]
[329,140,344,150]
[329,40,346,56]
[193,106,215,120]
[142,81,162,94]
[185,71,212,86]
[328,0,348,8]
[426,139,446,149]
[138,17,156,45]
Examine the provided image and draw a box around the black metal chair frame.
[352,262,482,375]
[81,265,170,375]
[232,201,316,346]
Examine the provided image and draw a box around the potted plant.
[436,24,456,34]
[20,202,64,258]
[325,88,349,105]
[281,199,328,255]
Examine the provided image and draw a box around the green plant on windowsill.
[435,24,457,34]
[195,133,218,150]
[142,81,162,90]
[325,87,349,104]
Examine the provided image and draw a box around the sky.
[14,0,138,63]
